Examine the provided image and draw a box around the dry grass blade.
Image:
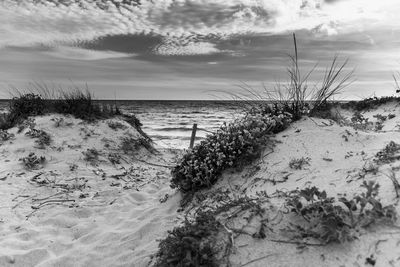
[312,55,354,111]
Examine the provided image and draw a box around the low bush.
[120,135,153,154]
[0,129,14,141]
[0,88,132,130]
[341,96,400,111]
[286,181,396,243]
[289,157,310,170]
[108,121,127,131]
[171,109,292,193]
[25,128,51,149]
[374,141,400,164]
[154,212,221,267]
[19,152,46,169]
[82,148,100,164]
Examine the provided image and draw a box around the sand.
[205,101,400,266]
[1,102,400,267]
[0,114,182,267]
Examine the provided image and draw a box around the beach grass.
[0,85,139,132]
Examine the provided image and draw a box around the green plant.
[17,118,36,133]
[374,141,400,164]
[154,212,221,267]
[0,86,138,130]
[19,152,46,169]
[171,109,292,193]
[286,182,396,244]
[341,96,400,111]
[25,128,51,148]
[108,120,127,131]
[108,153,121,164]
[120,135,153,154]
[82,148,100,164]
[373,114,387,121]
[289,157,310,170]
[0,129,14,141]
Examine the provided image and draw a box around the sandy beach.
[0,100,399,266]
[0,114,183,266]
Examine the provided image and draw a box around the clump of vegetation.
[171,109,292,193]
[154,212,221,267]
[108,153,121,164]
[108,120,127,131]
[52,117,65,127]
[0,86,128,130]
[82,148,100,164]
[17,118,36,133]
[5,93,46,128]
[120,135,153,154]
[374,141,400,164]
[171,34,353,194]
[286,182,396,244]
[19,152,46,169]
[341,96,400,111]
[25,128,51,149]
[289,157,311,170]
[373,114,387,122]
[0,129,14,141]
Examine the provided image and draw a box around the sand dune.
[0,115,181,267]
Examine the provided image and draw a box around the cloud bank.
[0,0,399,55]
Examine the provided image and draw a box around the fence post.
[189,123,197,149]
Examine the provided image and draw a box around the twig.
[267,238,325,246]
[240,253,279,266]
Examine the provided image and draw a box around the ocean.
[0,100,244,149]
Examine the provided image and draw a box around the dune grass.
[0,84,128,130]
[171,34,353,195]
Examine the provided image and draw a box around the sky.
[1,0,400,100]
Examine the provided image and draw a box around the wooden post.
[189,123,197,149]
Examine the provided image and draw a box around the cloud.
[44,46,134,60]
[0,0,399,55]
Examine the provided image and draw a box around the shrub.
[289,157,310,170]
[19,152,46,169]
[171,109,292,193]
[286,182,396,243]
[25,128,51,148]
[154,212,221,267]
[108,153,121,164]
[82,148,100,164]
[0,87,133,129]
[108,121,127,131]
[120,135,153,154]
[374,141,400,164]
[341,96,400,111]
[0,129,14,141]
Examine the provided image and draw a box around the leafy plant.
[108,120,127,131]
[0,129,14,141]
[82,148,100,165]
[0,86,140,130]
[19,152,46,169]
[341,96,400,111]
[289,157,310,170]
[286,182,396,244]
[120,135,153,154]
[171,108,292,193]
[25,128,51,149]
[374,141,400,164]
[154,212,221,267]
